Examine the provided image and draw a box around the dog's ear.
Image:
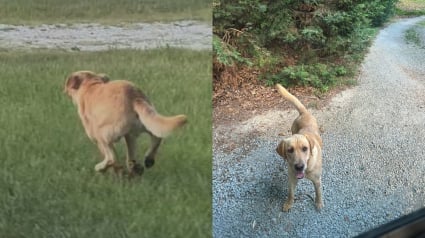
[304,134,319,157]
[276,141,286,159]
[66,75,82,90]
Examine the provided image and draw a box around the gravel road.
[213,16,425,237]
[0,21,211,51]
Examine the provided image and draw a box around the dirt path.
[213,16,425,237]
[0,21,211,51]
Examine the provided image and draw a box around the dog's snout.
[294,163,304,171]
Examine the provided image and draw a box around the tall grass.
[0,49,212,237]
[0,0,211,24]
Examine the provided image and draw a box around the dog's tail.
[276,84,308,114]
[133,99,187,138]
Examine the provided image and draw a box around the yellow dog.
[275,84,323,211]
[64,71,187,175]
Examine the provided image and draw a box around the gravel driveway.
[213,16,425,237]
[0,21,211,51]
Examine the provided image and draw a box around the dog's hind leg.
[95,141,116,172]
[144,134,162,168]
[125,134,143,176]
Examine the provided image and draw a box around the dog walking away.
[64,71,187,176]
[275,84,323,212]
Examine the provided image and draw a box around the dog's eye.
[302,146,308,152]
[287,147,294,153]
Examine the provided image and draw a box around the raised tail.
[133,99,187,138]
[275,84,308,114]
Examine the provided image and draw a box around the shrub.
[264,64,347,92]
[213,34,251,66]
[213,0,397,90]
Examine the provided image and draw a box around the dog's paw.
[95,163,107,172]
[144,158,155,168]
[127,160,144,176]
[132,163,144,176]
[315,201,324,211]
[283,201,293,212]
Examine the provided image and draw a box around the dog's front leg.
[95,141,116,172]
[283,175,297,212]
[312,177,323,211]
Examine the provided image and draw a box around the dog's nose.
[295,164,304,171]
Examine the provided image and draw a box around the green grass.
[0,49,212,237]
[405,27,422,45]
[405,20,425,48]
[0,0,211,24]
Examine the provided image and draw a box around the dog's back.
[83,80,187,139]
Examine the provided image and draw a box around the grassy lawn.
[0,0,211,24]
[0,49,212,237]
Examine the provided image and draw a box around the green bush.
[213,0,397,90]
[213,35,252,66]
[367,0,398,27]
[264,64,347,92]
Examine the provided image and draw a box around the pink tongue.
[296,172,305,179]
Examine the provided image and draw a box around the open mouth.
[296,171,305,179]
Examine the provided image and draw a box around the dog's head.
[64,70,109,99]
[276,133,318,179]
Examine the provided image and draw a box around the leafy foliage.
[213,0,397,89]
[264,64,347,92]
[213,34,252,66]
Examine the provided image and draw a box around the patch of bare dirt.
[0,21,211,51]
[213,65,350,127]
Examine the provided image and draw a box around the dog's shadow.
[262,158,287,200]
